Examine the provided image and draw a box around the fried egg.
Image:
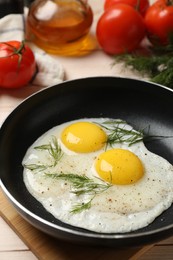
[22,118,173,233]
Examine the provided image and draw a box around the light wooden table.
[1,0,173,259]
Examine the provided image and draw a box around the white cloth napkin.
[0,12,65,87]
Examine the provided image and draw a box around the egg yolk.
[61,121,107,153]
[95,149,144,185]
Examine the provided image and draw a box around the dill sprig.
[114,37,173,89]
[70,197,94,214]
[98,119,144,147]
[116,53,173,88]
[98,120,173,147]
[24,136,63,171]
[44,173,112,214]
[34,135,63,166]
[24,163,49,172]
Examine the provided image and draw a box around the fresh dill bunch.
[114,39,173,89]
[116,53,171,77]
[152,58,173,88]
[44,172,112,214]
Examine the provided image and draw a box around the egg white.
[22,118,173,233]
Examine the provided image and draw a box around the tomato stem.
[14,40,25,55]
[2,41,26,68]
[15,41,26,69]
[136,0,140,11]
[6,40,26,69]
[166,0,173,6]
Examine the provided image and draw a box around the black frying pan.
[0,77,173,247]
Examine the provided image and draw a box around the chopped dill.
[97,119,144,147]
[97,119,173,147]
[24,163,48,172]
[34,135,63,166]
[23,136,63,171]
[70,197,94,214]
[44,172,112,213]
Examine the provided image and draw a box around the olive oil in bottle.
[25,0,96,56]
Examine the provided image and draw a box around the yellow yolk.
[61,121,107,153]
[95,149,144,185]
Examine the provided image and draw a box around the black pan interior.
[0,77,173,246]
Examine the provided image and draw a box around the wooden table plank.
[0,251,37,260]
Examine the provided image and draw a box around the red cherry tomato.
[0,41,36,89]
[104,0,149,16]
[96,4,146,55]
[144,0,173,45]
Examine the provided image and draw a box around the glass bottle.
[25,0,96,56]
